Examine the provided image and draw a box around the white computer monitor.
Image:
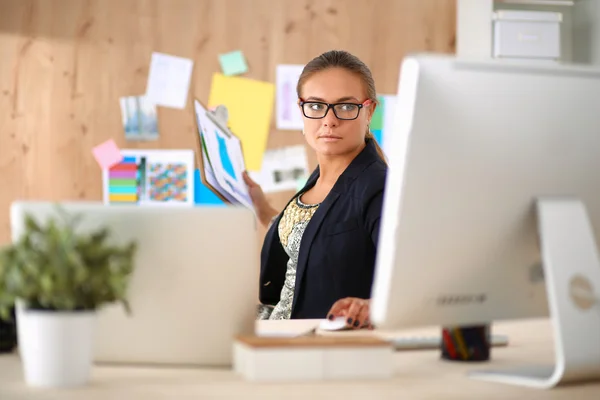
[369,54,600,388]
[10,202,259,367]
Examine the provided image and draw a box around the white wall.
[572,0,600,65]
[457,0,494,57]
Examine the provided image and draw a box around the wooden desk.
[0,318,598,399]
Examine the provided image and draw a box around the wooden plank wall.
[0,0,456,244]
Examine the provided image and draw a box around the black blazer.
[259,139,388,319]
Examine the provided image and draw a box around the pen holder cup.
[0,307,17,354]
[441,324,490,362]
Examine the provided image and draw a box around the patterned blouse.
[257,194,320,320]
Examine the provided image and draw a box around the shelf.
[458,0,600,65]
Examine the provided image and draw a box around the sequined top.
[256,194,320,320]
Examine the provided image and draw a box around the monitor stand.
[468,198,600,389]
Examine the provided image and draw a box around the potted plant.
[0,207,137,388]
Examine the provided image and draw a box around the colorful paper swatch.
[107,156,143,203]
[148,163,188,202]
[102,150,195,207]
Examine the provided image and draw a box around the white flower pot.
[15,301,96,388]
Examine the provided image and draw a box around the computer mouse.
[318,316,352,331]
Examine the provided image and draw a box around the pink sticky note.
[92,139,123,169]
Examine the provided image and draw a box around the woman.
[243,50,387,329]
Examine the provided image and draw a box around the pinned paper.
[102,149,195,206]
[276,64,304,131]
[248,145,309,194]
[208,73,275,171]
[194,169,225,206]
[145,52,193,109]
[372,95,397,156]
[219,50,248,76]
[296,176,308,192]
[381,95,397,156]
[92,139,123,169]
[120,96,159,141]
[371,97,385,133]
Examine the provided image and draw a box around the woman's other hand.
[243,171,278,228]
[326,297,373,329]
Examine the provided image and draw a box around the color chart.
[148,163,188,202]
[107,156,144,204]
[102,149,195,207]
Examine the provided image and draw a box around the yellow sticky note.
[208,73,275,172]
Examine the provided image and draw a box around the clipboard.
[193,98,254,210]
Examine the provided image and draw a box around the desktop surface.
[1,319,599,399]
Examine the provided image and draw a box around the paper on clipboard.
[193,99,253,210]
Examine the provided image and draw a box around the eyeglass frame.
[298,98,374,120]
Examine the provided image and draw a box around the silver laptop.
[10,202,259,367]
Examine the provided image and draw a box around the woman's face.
[299,68,375,158]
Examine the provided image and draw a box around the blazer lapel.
[291,188,340,313]
[290,139,382,314]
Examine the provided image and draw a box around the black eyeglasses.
[299,99,373,120]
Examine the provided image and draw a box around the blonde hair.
[296,50,386,163]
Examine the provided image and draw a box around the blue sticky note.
[194,169,225,206]
[218,50,248,76]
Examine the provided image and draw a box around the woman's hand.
[326,297,373,329]
[242,171,278,228]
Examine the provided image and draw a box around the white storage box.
[493,10,562,60]
[233,335,394,382]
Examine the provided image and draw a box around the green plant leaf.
[0,205,137,316]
